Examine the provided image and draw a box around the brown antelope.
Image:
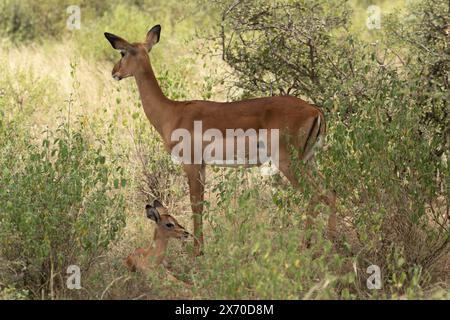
[105,25,337,256]
[126,200,191,272]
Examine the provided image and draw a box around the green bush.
[191,169,351,299]
[0,115,126,299]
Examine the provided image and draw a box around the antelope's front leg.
[184,164,206,256]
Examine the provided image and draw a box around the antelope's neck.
[143,229,169,265]
[134,60,172,136]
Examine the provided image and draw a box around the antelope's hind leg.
[278,148,337,247]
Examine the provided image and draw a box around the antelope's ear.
[153,199,164,208]
[104,32,131,51]
[146,204,161,223]
[144,25,161,51]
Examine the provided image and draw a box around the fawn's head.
[104,25,161,81]
[145,200,191,240]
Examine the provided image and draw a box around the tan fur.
[126,211,190,273]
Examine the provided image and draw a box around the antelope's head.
[104,24,161,81]
[145,200,191,240]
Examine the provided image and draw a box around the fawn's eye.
[120,51,125,58]
[165,223,175,229]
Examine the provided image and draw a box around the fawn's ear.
[153,199,163,208]
[104,32,131,51]
[146,204,161,223]
[144,25,161,52]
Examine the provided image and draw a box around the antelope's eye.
[120,51,125,58]
[165,223,175,229]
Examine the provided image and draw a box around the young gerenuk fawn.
[126,200,191,273]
